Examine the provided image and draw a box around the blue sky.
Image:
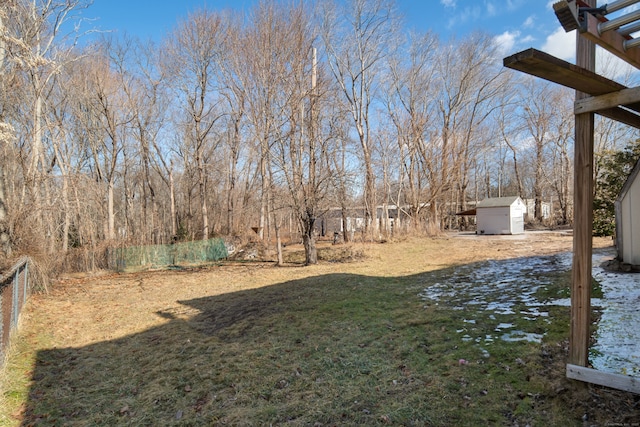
[82,0,575,60]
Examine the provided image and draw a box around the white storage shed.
[476,196,526,235]
[615,160,640,267]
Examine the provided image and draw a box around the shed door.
[511,214,524,234]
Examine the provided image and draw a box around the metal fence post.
[23,262,28,305]
[11,267,18,328]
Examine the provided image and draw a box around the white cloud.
[446,5,483,29]
[486,2,497,17]
[541,27,575,61]
[441,0,456,7]
[523,15,535,29]
[506,0,526,11]
[494,31,519,57]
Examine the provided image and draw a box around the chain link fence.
[0,256,30,363]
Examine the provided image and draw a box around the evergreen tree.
[593,141,640,236]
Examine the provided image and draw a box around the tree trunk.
[363,147,377,239]
[0,20,9,256]
[227,144,237,235]
[61,171,70,252]
[341,207,349,243]
[275,215,284,266]
[107,180,115,240]
[427,201,439,235]
[169,169,177,237]
[259,152,266,241]
[31,93,44,231]
[302,215,317,266]
[197,155,209,240]
[534,138,544,222]
[0,161,11,257]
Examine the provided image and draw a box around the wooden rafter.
[503,48,640,128]
[581,12,640,69]
[575,86,640,114]
[503,49,621,94]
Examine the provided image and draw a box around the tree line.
[0,0,635,269]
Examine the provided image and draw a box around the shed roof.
[476,196,521,208]
[455,208,477,216]
[617,157,640,203]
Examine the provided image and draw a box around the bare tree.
[519,78,558,222]
[272,37,335,264]
[497,93,525,199]
[320,0,398,239]
[217,14,249,237]
[1,0,619,271]
[43,65,75,253]
[109,37,169,243]
[0,123,14,257]
[0,11,13,256]
[385,31,439,232]
[541,86,574,225]
[240,1,298,243]
[432,33,507,231]
[3,0,90,248]
[326,108,356,242]
[450,34,508,229]
[164,9,226,240]
[73,48,130,241]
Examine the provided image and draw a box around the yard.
[2,233,639,426]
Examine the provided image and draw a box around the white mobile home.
[615,159,640,267]
[476,196,526,235]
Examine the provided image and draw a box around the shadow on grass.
[19,257,640,426]
[24,272,421,426]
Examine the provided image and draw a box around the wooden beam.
[596,107,640,128]
[575,86,640,114]
[504,48,626,95]
[567,364,640,394]
[504,48,640,128]
[581,12,640,70]
[570,1,595,368]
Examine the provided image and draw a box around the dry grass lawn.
[2,232,638,426]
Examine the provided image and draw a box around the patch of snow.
[495,323,514,330]
[419,249,640,376]
[501,331,544,343]
[419,253,570,343]
[590,252,640,376]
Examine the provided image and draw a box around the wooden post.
[570,0,596,367]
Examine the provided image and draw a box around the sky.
[81,0,577,61]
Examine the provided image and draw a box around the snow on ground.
[420,248,640,377]
[590,251,640,376]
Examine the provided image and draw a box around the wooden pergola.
[504,0,640,394]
